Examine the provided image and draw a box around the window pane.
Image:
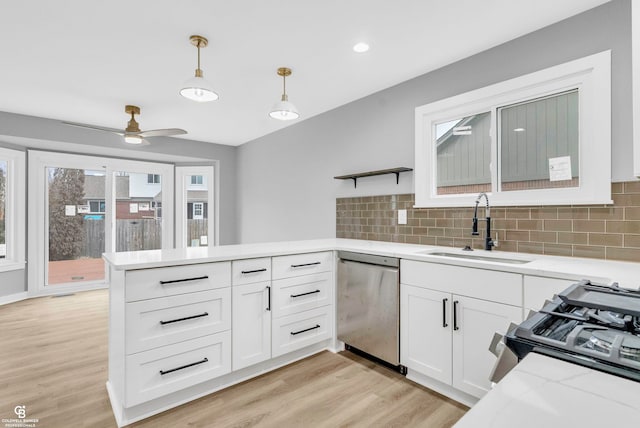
[500,90,579,191]
[47,168,105,285]
[186,174,208,247]
[435,112,491,195]
[116,171,162,252]
[0,160,6,259]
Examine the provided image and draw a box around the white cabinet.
[231,253,334,371]
[272,305,332,357]
[232,281,272,370]
[125,332,231,407]
[451,296,522,397]
[401,285,452,384]
[270,252,334,357]
[109,261,233,408]
[524,275,579,313]
[231,258,272,371]
[125,288,231,355]
[400,260,522,399]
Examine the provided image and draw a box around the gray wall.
[237,0,632,244]
[0,111,238,297]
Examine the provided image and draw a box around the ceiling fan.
[63,105,187,145]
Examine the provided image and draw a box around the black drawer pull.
[159,357,208,376]
[241,268,267,274]
[291,289,321,298]
[291,262,321,268]
[159,275,208,285]
[266,286,271,311]
[442,298,448,328]
[159,312,209,325]
[453,300,460,331]
[291,324,321,336]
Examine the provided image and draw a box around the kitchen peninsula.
[104,238,640,427]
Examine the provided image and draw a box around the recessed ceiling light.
[353,42,370,53]
[513,127,526,132]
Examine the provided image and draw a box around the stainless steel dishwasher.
[337,251,405,374]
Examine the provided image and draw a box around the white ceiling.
[0,0,610,147]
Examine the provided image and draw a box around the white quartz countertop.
[103,238,640,288]
[453,352,640,427]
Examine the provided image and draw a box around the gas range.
[505,280,640,382]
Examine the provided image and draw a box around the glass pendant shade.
[180,75,219,102]
[269,96,299,121]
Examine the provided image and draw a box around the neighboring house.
[82,174,160,220]
[82,173,208,220]
[186,175,208,220]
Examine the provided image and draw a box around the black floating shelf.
[334,167,413,188]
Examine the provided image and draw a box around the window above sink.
[414,50,611,208]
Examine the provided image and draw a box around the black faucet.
[472,192,497,251]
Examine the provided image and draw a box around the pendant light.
[180,35,219,102]
[269,67,299,120]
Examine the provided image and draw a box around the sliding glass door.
[28,151,174,295]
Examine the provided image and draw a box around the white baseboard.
[0,291,28,306]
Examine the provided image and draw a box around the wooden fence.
[81,219,208,257]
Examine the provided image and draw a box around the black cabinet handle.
[159,275,208,285]
[291,324,320,336]
[291,289,321,298]
[291,262,321,268]
[266,286,271,311]
[159,312,209,325]
[241,268,267,274]
[159,357,208,376]
[442,298,448,328]
[453,300,459,331]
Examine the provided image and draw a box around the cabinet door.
[400,284,452,385]
[452,296,522,398]
[232,281,271,370]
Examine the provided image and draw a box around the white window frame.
[0,147,26,272]
[414,50,611,207]
[190,175,204,185]
[192,202,204,220]
[175,166,216,248]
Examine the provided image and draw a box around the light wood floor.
[0,290,467,427]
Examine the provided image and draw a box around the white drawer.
[524,276,579,312]
[125,262,231,302]
[272,251,333,280]
[272,272,332,318]
[125,288,231,355]
[125,331,231,407]
[272,306,332,358]
[232,258,271,285]
[401,260,522,306]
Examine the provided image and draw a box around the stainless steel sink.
[417,250,533,264]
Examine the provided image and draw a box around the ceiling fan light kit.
[180,35,219,102]
[269,67,299,121]
[62,104,187,145]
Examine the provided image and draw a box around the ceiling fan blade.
[138,128,187,138]
[62,121,125,136]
